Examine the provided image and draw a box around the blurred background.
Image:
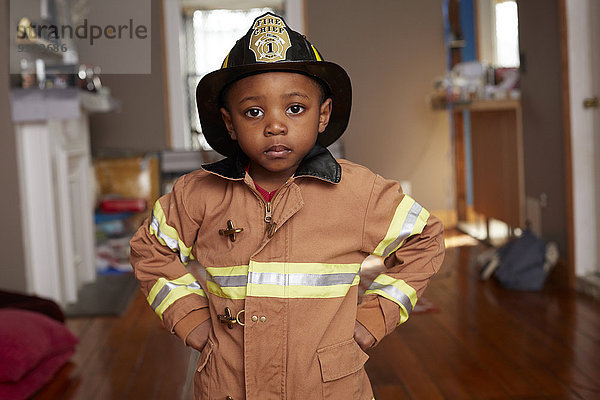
[0,1,599,399]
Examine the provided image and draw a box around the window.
[183,8,279,150]
[476,0,520,68]
[494,0,519,67]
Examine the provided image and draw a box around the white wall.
[306,0,452,213]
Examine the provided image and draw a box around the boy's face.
[220,72,332,184]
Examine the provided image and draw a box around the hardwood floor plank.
[433,287,569,398]
[372,384,412,400]
[430,247,597,399]
[367,324,445,400]
[475,282,600,399]
[91,294,160,400]
[125,318,192,400]
[366,331,422,400]
[502,308,600,398]
[65,318,93,337]
[429,295,543,397]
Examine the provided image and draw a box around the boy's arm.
[130,174,210,345]
[357,175,445,346]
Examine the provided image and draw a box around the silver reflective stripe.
[248,272,357,286]
[381,201,423,258]
[367,282,414,314]
[210,275,248,287]
[150,214,189,264]
[150,280,203,311]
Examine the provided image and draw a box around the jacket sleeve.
[356,174,445,344]
[129,174,210,344]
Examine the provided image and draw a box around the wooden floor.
[33,231,600,400]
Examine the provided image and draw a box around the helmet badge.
[249,13,291,63]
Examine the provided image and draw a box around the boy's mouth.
[264,145,292,159]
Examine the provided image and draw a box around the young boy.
[130,12,444,400]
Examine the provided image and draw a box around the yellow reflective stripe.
[222,52,230,68]
[373,195,430,258]
[364,274,417,325]
[205,265,249,277]
[154,286,206,320]
[311,45,322,61]
[149,201,194,264]
[206,280,247,300]
[252,262,360,275]
[146,273,206,320]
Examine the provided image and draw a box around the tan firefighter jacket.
[130,145,445,400]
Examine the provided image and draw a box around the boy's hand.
[354,320,376,350]
[186,320,211,351]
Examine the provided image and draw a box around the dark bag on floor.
[494,230,549,291]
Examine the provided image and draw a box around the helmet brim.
[196,60,352,157]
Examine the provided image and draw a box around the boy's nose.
[264,116,287,136]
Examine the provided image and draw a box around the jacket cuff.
[356,298,386,344]
[173,308,211,344]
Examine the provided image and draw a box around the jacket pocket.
[194,338,214,399]
[196,338,213,372]
[317,338,370,398]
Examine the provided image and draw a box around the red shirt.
[254,182,277,202]
[246,165,277,202]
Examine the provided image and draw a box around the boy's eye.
[287,105,305,115]
[245,108,263,118]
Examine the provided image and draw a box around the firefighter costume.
[130,12,444,400]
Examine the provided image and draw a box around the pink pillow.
[0,309,78,399]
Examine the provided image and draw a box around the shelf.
[431,98,521,112]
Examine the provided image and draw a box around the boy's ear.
[220,107,237,140]
[318,98,332,134]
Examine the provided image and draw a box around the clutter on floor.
[477,230,559,291]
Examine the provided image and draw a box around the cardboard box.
[94,154,160,209]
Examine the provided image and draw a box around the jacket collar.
[201,144,341,184]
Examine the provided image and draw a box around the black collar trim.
[201,144,341,184]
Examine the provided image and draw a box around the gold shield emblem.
[249,14,291,63]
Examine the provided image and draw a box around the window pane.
[193,8,274,75]
[495,1,520,67]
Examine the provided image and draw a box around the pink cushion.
[0,309,78,399]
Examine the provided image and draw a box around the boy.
[130,12,444,400]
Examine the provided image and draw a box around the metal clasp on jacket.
[219,220,244,242]
[217,307,245,329]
